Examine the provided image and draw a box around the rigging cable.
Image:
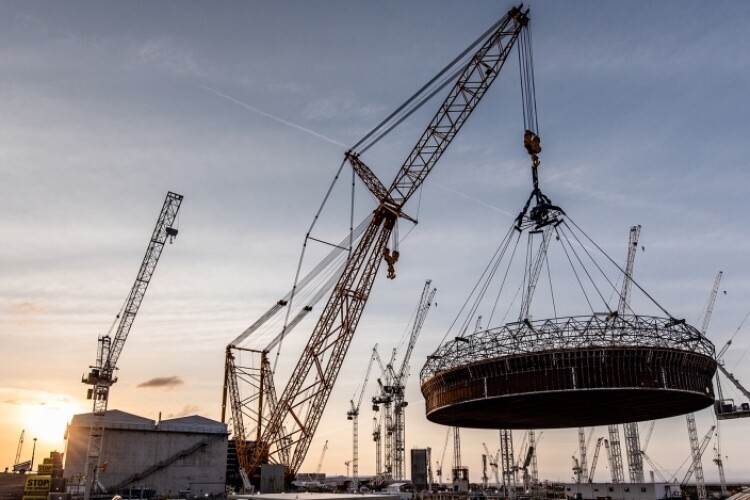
[560,220,621,313]
[351,17,507,155]
[565,216,675,319]
[277,157,348,358]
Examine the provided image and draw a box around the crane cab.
[715,399,750,420]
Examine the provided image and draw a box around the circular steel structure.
[420,314,717,429]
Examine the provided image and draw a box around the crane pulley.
[81,191,182,500]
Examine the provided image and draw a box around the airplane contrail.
[191,81,347,148]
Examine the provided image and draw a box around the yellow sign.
[24,476,51,494]
[22,495,47,500]
[37,463,54,474]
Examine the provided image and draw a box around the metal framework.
[606,425,624,483]
[347,346,378,491]
[500,430,516,497]
[248,5,530,476]
[423,315,714,373]
[421,314,716,429]
[81,191,183,500]
[577,428,588,484]
[619,225,644,484]
[370,281,436,480]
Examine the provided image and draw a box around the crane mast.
[588,437,604,483]
[499,429,516,498]
[81,191,182,500]
[249,5,530,476]
[315,440,328,477]
[14,430,24,468]
[682,425,715,486]
[685,271,722,500]
[614,225,641,484]
[577,428,588,483]
[372,416,382,476]
[347,346,378,491]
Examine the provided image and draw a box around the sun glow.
[19,394,85,445]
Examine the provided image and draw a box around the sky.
[1,0,750,485]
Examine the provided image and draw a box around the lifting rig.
[245,5,531,479]
[81,192,183,500]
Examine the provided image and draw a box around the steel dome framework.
[421,314,717,429]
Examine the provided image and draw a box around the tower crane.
[436,427,451,485]
[588,437,604,483]
[713,426,727,497]
[80,191,182,500]
[373,416,382,477]
[386,280,437,480]
[248,5,531,478]
[483,443,500,486]
[371,347,392,478]
[684,271,722,500]
[576,428,591,484]
[452,427,468,486]
[316,440,328,477]
[14,430,24,470]
[499,429,516,497]
[641,421,656,454]
[613,225,642,484]
[347,345,378,491]
[481,454,488,490]
[681,425,715,486]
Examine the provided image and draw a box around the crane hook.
[383,247,400,280]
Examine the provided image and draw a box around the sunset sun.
[19,395,85,445]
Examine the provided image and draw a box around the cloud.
[5,301,44,315]
[131,37,203,76]
[166,404,201,419]
[135,376,184,389]
[302,93,382,122]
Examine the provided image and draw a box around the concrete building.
[64,410,227,498]
[563,482,682,500]
[410,449,429,492]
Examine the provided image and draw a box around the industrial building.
[64,410,227,498]
[563,482,682,500]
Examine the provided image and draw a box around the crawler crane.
[246,5,532,478]
[81,192,183,500]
